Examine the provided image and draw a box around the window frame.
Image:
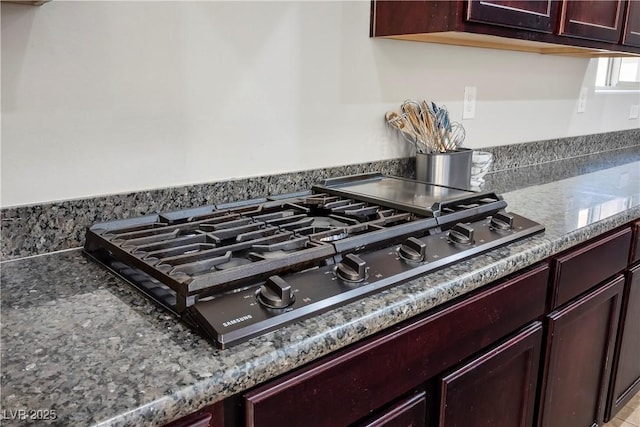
[596,57,640,91]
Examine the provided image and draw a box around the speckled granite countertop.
[2,162,639,427]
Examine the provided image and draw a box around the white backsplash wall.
[1,1,638,207]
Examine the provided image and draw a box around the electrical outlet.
[463,86,476,120]
[577,87,588,113]
[630,104,639,119]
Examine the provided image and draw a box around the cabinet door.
[439,322,543,427]
[559,0,626,43]
[539,275,625,427]
[607,265,640,419]
[466,0,559,33]
[623,0,640,47]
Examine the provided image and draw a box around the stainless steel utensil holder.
[415,148,473,190]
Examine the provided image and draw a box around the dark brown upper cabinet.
[623,0,640,47]
[371,0,640,56]
[559,0,625,43]
[467,0,559,33]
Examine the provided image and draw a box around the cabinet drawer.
[552,228,631,309]
[244,264,549,427]
[357,392,427,427]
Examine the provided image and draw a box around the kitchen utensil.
[386,111,430,154]
[385,99,466,154]
[420,100,444,152]
[401,101,429,145]
[446,122,466,151]
[385,112,417,143]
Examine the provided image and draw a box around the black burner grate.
[85,192,430,311]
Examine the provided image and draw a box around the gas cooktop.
[84,173,544,348]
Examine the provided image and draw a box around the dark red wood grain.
[439,322,543,427]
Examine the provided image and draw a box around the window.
[595,57,640,90]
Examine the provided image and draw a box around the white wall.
[2,1,638,207]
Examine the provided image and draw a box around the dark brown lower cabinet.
[538,275,625,427]
[606,264,640,420]
[438,322,543,427]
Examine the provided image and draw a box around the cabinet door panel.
[607,265,640,419]
[539,275,624,427]
[467,0,558,33]
[439,322,542,427]
[559,0,625,42]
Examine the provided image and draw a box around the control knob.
[448,223,475,245]
[336,253,367,282]
[399,237,427,262]
[256,275,295,309]
[490,212,514,230]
